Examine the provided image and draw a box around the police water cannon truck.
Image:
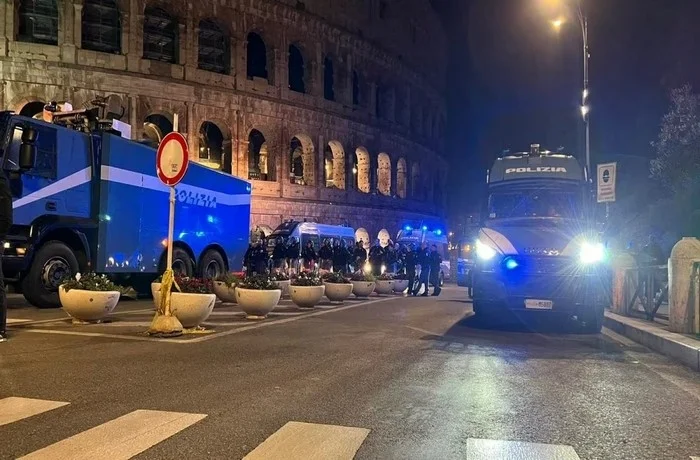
[471,144,607,332]
[0,104,251,308]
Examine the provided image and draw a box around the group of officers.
[243,236,443,297]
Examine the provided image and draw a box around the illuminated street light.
[581,105,590,118]
[550,17,565,31]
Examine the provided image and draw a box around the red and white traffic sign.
[156,132,189,186]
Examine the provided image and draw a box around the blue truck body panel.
[97,134,251,273]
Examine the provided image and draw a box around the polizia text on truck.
[471,144,608,332]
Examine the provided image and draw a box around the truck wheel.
[22,241,80,308]
[581,307,604,334]
[170,248,194,278]
[199,250,226,280]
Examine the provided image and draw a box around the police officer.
[413,242,430,296]
[272,237,287,270]
[0,168,12,342]
[404,244,417,295]
[429,244,442,297]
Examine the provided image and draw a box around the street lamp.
[548,0,590,176]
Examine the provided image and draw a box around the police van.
[267,221,356,256]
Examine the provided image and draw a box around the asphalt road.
[1,287,700,459]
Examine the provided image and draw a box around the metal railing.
[622,264,668,320]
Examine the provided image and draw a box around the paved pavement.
[1,286,700,459]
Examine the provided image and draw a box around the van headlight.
[579,241,606,264]
[476,240,498,261]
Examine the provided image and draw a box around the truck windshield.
[487,188,584,220]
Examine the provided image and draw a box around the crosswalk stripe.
[18,409,207,460]
[243,421,370,460]
[0,397,69,427]
[466,439,581,460]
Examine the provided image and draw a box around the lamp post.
[550,0,590,176]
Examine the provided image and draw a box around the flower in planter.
[291,272,323,287]
[269,271,290,281]
[322,272,351,284]
[350,271,375,282]
[237,274,279,290]
[393,273,409,280]
[173,276,214,294]
[377,273,394,281]
[216,272,243,288]
[61,272,124,293]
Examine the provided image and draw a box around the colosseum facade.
[0,0,449,243]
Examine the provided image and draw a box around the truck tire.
[22,241,80,308]
[171,247,194,278]
[199,249,226,280]
[581,307,604,334]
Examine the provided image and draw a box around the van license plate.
[525,299,553,310]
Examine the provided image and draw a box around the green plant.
[350,272,375,282]
[216,272,243,288]
[377,273,394,281]
[291,272,323,286]
[270,271,290,281]
[237,274,279,290]
[61,272,124,293]
[175,276,213,294]
[322,272,350,284]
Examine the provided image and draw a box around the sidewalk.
[604,311,700,371]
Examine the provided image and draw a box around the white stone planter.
[151,282,162,309]
[236,288,282,320]
[274,279,291,297]
[290,284,325,309]
[59,286,120,323]
[375,280,395,296]
[393,279,410,294]
[171,292,216,329]
[324,282,353,302]
[351,281,375,298]
[213,281,237,304]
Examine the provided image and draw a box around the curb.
[604,311,700,371]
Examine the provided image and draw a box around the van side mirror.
[19,126,37,171]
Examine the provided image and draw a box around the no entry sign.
[156,132,189,186]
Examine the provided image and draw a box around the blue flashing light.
[422,225,428,231]
[504,257,519,270]
[207,215,215,224]
[404,225,413,232]
[435,229,443,236]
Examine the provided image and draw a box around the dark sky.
[434,0,700,217]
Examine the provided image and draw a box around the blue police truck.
[0,108,251,308]
[471,144,607,332]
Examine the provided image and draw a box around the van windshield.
[487,187,584,220]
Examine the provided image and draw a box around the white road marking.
[0,397,69,427]
[7,318,31,324]
[18,409,206,460]
[20,297,395,344]
[601,326,639,347]
[466,438,580,460]
[243,421,370,460]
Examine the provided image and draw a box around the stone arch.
[355,228,370,250]
[377,152,391,196]
[248,129,274,181]
[17,0,58,45]
[198,121,232,173]
[143,6,178,63]
[289,133,315,186]
[411,162,420,198]
[353,147,371,193]
[18,100,46,118]
[324,140,345,189]
[377,229,391,248]
[323,55,335,101]
[82,0,121,54]
[288,43,306,93]
[396,158,407,199]
[198,18,230,74]
[246,31,268,81]
[143,112,174,145]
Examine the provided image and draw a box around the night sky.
[435,0,700,218]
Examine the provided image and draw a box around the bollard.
[668,237,700,334]
[611,252,636,315]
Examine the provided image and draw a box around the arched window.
[17,0,58,45]
[289,135,314,186]
[198,19,229,74]
[396,158,407,199]
[247,32,268,80]
[19,101,46,118]
[82,0,121,54]
[248,129,274,181]
[353,147,370,193]
[377,153,391,196]
[198,122,225,170]
[323,56,335,101]
[288,44,305,93]
[142,113,173,145]
[143,7,177,63]
[326,141,345,189]
[352,71,360,106]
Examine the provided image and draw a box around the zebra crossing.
[2,397,697,459]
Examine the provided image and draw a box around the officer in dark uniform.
[0,168,12,342]
[404,244,417,294]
